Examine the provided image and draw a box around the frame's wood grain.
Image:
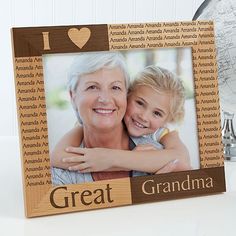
[12,21,225,217]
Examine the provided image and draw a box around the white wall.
[0,0,204,137]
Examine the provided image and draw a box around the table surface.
[0,136,235,236]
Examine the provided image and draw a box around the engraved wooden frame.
[12,20,226,217]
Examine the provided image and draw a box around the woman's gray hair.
[68,51,130,124]
[68,51,130,92]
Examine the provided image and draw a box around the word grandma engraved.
[141,175,213,195]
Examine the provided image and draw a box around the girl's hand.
[63,147,114,172]
[156,159,192,174]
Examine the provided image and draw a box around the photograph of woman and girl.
[43,50,199,185]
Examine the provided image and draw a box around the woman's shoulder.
[128,137,136,150]
[51,167,93,185]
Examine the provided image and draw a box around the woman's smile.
[72,68,127,131]
[93,108,116,115]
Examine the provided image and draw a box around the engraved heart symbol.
[68,27,91,49]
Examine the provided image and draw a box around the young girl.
[51,65,191,175]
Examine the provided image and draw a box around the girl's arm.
[50,125,83,169]
[159,131,191,172]
[64,131,191,173]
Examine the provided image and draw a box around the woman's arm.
[50,125,83,169]
[64,131,191,173]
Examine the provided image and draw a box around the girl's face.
[124,85,171,137]
[72,68,127,132]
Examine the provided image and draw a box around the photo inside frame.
[12,20,226,217]
[43,47,200,186]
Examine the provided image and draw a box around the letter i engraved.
[42,32,51,50]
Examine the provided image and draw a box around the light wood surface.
[0,136,234,236]
[12,21,225,217]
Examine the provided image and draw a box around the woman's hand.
[63,147,115,172]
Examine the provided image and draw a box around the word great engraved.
[50,184,114,208]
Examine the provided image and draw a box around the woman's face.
[72,68,127,131]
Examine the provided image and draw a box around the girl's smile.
[124,85,171,137]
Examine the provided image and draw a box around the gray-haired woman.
[51,51,190,185]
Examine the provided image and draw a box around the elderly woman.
[51,51,190,185]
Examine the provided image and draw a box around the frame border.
[12,20,225,217]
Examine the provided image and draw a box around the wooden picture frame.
[12,20,226,217]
